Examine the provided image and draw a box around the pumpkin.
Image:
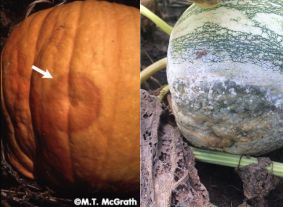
[167,0,283,155]
[1,0,140,192]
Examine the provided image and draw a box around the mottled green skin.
[171,0,283,71]
[167,0,283,155]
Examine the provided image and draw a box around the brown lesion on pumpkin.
[68,74,102,131]
[40,73,102,132]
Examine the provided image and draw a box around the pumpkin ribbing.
[1,0,139,191]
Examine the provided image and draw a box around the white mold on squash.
[167,0,283,155]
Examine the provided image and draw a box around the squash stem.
[192,147,283,177]
[140,4,173,35]
[140,57,167,84]
[157,85,170,101]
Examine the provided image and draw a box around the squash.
[167,0,283,155]
[1,0,140,192]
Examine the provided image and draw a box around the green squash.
[167,0,283,155]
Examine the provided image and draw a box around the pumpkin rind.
[167,0,283,155]
[1,0,139,191]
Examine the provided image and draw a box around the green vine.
[140,4,172,35]
[140,57,167,84]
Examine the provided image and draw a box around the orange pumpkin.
[1,0,139,192]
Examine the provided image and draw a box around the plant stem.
[192,147,283,177]
[157,85,170,100]
[140,57,167,84]
[140,4,173,35]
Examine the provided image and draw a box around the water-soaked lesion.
[41,73,101,133]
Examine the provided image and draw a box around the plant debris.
[1,143,73,207]
[140,89,210,207]
[237,158,280,207]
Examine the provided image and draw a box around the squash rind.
[167,0,283,155]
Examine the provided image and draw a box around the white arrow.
[32,65,53,79]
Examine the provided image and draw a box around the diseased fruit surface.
[1,0,140,192]
[167,0,283,155]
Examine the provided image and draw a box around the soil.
[141,1,283,207]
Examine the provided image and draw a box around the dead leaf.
[140,89,210,207]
